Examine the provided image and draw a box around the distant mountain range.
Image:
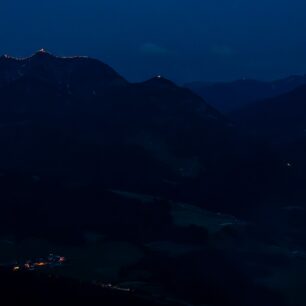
[185,76,306,112]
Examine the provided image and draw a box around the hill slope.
[185,76,306,112]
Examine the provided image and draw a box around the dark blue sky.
[0,0,305,83]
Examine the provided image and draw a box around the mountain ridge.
[0,49,128,97]
[0,51,235,200]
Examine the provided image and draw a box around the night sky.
[0,0,305,83]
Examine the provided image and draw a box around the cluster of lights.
[12,254,66,272]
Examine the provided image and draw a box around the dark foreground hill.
[0,169,293,306]
[0,268,172,306]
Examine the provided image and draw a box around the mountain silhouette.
[0,51,234,197]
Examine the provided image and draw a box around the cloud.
[210,45,235,57]
[140,43,171,56]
